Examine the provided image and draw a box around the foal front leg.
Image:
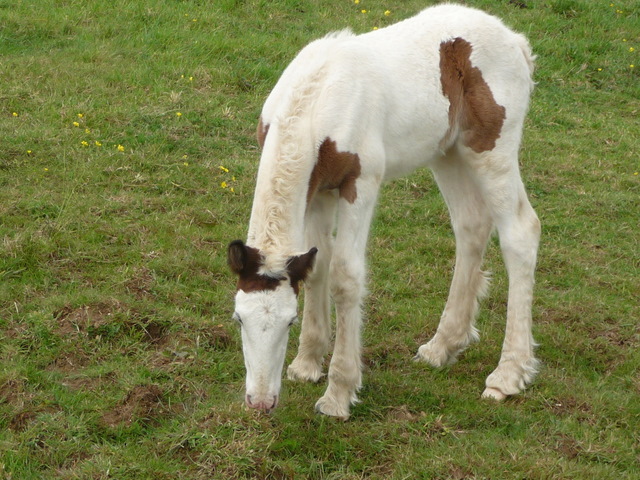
[288,192,337,383]
[315,181,378,419]
[314,257,364,419]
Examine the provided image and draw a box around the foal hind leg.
[416,153,493,367]
[288,192,338,383]
[451,145,540,399]
[481,178,540,400]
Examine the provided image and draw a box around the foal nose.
[246,394,279,412]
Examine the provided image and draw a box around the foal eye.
[232,312,242,325]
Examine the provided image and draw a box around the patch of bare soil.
[54,300,169,346]
[8,409,39,432]
[54,300,123,336]
[362,342,412,370]
[101,385,168,428]
[447,466,476,480]
[8,405,59,433]
[554,434,582,460]
[545,397,596,425]
[0,378,30,408]
[197,323,233,350]
[386,404,426,422]
[46,350,90,373]
[149,325,233,373]
[125,266,155,299]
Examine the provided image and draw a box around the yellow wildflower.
[219,165,229,173]
[85,128,91,134]
[629,47,635,52]
[183,162,189,166]
[73,122,80,127]
[384,10,391,16]
[361,9,367,14]
[81,141,89,147]
[176,112,182,117]
[354,0,359,4]
[117,144,125,152]
[77,113,84,118]
[221,181,228,189]
[95,141,102,147]
[230,187,235,193]
[12,112,18,117]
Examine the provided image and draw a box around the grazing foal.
[228,4,540,419]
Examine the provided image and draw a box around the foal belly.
[382,128,447,180]
[380,90,450,180]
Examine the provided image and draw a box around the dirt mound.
[54,300,123,336]
[101,385,167,428]
[54,301,168,345]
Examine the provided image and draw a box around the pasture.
[1,0,638,478]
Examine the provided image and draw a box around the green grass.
[1,0,638,478]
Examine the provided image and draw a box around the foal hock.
[228,4,540,419]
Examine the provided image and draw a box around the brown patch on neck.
[257,117,270,150]
[308,138,361,204]
[439,38,506,153]
[235,245,284,293]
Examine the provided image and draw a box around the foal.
[228,4,540,419]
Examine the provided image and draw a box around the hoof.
[481,387,507,401]
[287,359,325,383]
[484,357,539,399]
[415,340,456,367]
[315,395,350,421]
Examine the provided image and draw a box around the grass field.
[1,0,638,478]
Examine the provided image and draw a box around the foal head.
[227,240,317,412]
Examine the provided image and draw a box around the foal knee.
[329,258,365,306]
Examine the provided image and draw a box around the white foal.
[228,4,541,419]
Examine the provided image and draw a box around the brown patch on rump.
[228,240,283,293]
[308,138,361,204]
[257,117,270,149]
[439,38,506,153]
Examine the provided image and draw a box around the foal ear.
[228,240,248,275]
[286,247,318,284]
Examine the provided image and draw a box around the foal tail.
[516,33,536,82]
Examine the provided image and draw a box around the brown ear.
[228,240,248,275]
[286,247,318,289]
